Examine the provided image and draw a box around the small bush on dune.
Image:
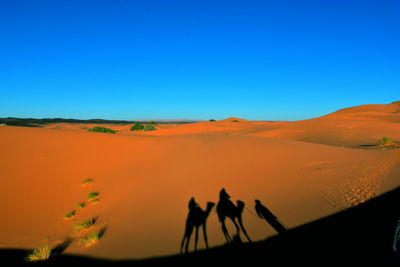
[25,244,51,262]
[91,198,100,203]
[383,137,393,145]
[144,124,156,131]
[377,136,393,146]
[130,122,144,131]
[82,178,93,185]
[231,120,240,122]
[77,202,85,209]
[87,191,99,199]
[87,126,116,134]
[74,217,98,233]
[80,227,107,246]
[209,119,216,122]
[64,210,76,219]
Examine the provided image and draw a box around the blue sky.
[0,0,399,121]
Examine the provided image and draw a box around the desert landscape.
[1,1,399,264]
[1,101,400,263]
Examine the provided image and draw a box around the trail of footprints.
[336,175,383,207]
[335,155,397,207]
[63,178,106,247]
[26,178,106,261]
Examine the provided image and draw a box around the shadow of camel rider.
[255,199,287,234]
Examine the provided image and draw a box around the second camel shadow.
[216,188,252,244]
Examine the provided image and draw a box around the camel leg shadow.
[203,223,209,249]
[221,219,232,243]
[180,224,193,254]
[194,226,199,251]
[238,216,252,242]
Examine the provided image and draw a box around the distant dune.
[250,101,400,147]
[0,102,399,261]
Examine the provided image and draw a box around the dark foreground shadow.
[3,186,400,266]
[51,237,74,255]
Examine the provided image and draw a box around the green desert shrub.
[74,217,98,233]
[144,124,156,131]
[148,121,158,125]
[64,210,76,219]
[87,126,116,134]
[130,122,144,131]
[383,136,393,145]
[231,120,240,122]
[377,136,393,146]
[209,119,216,122]
[25,244,51,262]
[82,178,93,185]
[80,227,107,246]
[87,191,99,199]
[91,198,100,203]
[77,202,85,209]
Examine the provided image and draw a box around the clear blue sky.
[0,0,399,121]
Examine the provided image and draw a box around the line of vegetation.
[87,126,116,134]
[0,117,200,127]
[131,122,157,131]
[28,179,105,261]
[231,120,240,122]
[144,124,157,131]
[130,122,144,130]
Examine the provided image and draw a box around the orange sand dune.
[1,102,400,259]
[250,101,400,147]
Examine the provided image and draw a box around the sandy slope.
[250,101,400,147]
[0,102,399,259]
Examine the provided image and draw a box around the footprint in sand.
[336,155,397,207]
[82,178,93,186]
[63,179,101,219]
[71,179,105,246]
[87,191,100,204]
[300,153,398,209]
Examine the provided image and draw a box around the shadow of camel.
[216,189,252,243]
[180,197,215,253]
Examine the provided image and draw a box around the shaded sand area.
[4,185,400,265]
[0,102,400,260]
